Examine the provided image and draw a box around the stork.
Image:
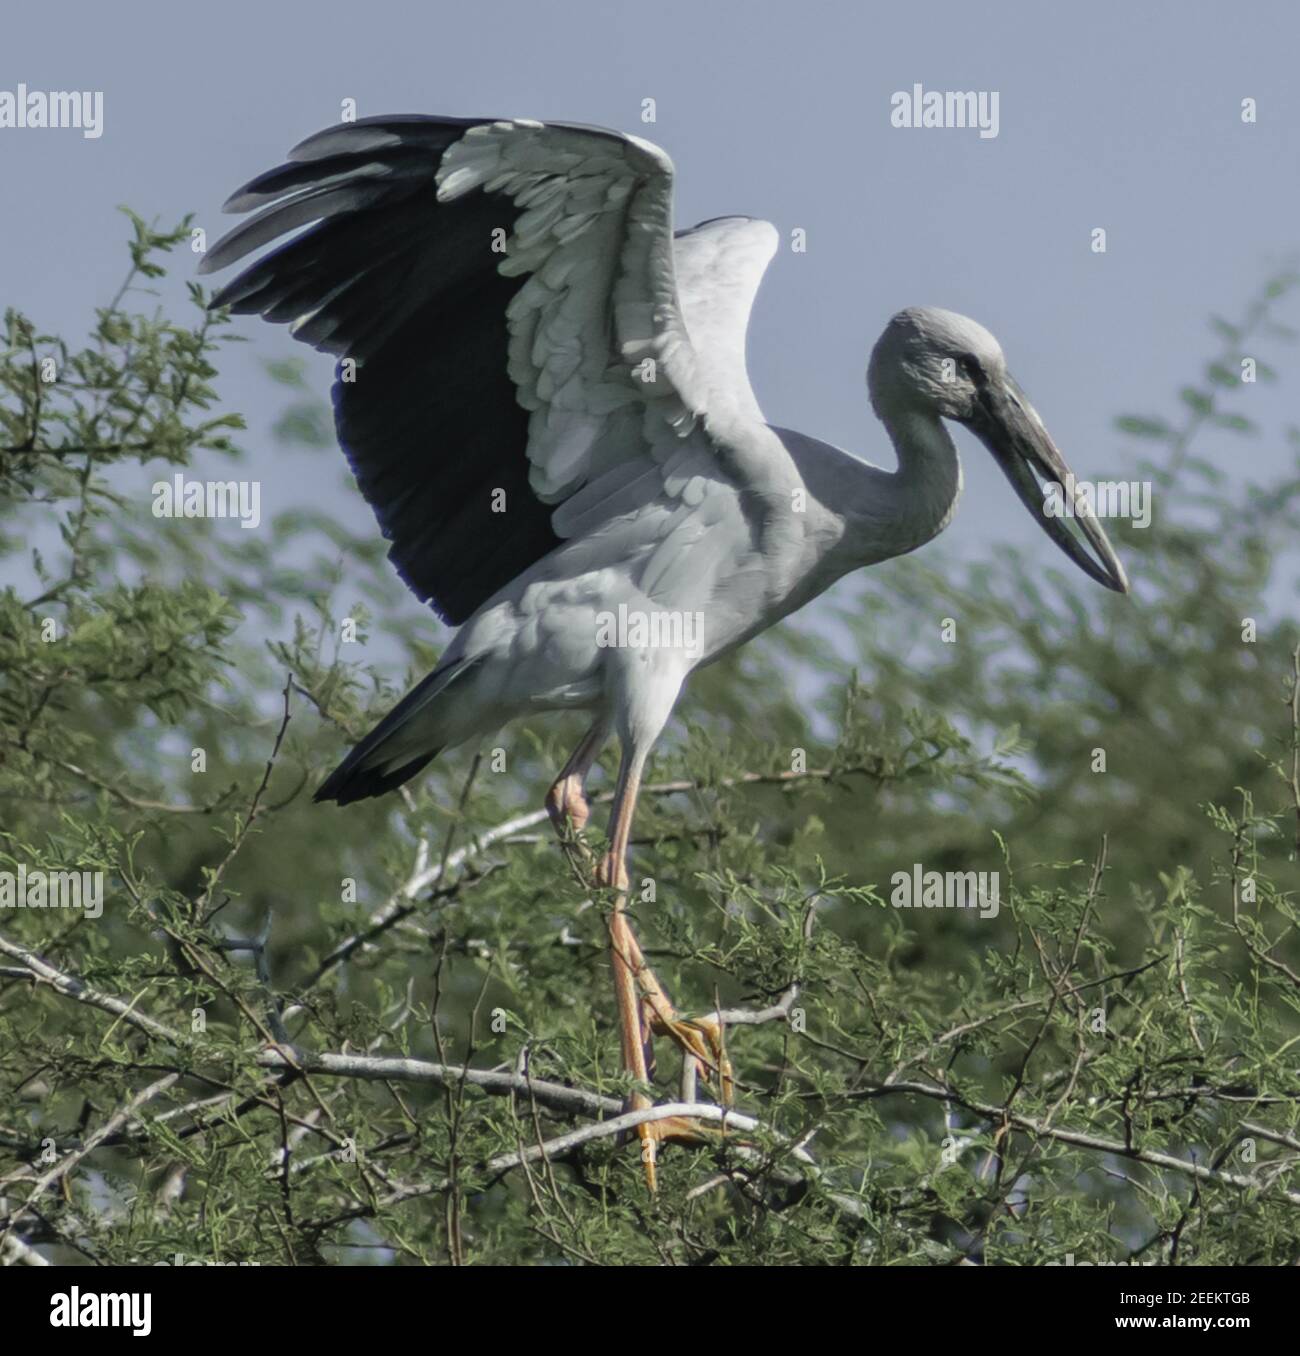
[203,114,1128,1187]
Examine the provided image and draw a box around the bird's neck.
[849,407,963,565]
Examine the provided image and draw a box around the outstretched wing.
[671,216,776,427]
[202,115,780,624]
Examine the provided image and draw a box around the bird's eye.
[960,354,986,385]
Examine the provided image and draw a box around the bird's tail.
[314,657,478,806]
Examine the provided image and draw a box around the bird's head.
[868,306,1129,594]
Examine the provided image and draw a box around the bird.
[203,113,1128,1187]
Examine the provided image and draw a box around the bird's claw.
[545,773,591,835]
[654,1012,733,1106]
[629,1110,729,1192]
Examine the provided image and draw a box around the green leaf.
[1211,412,1256,433]
[1206,362,1239,387]
[1114,415,1173,439]
[263,356,310,389]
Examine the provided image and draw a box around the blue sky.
[4,0,1297,637]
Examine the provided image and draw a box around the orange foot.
[633,1113,730,1191]
[545,773,591,834]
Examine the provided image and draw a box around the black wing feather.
[204,115,562,624]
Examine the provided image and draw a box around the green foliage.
[1,228,1298,1266]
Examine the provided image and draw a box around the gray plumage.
[204,114,1127,813]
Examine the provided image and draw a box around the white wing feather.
[434,121,778,510]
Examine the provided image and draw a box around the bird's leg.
[608,893,661,1189]
[618,924,733,1107]
[607,900,731,1180]
[593,750,640,893]
[596,749,732,1100]
[546,718,608,835]
[596,746,662,1183]
[597,743,733,1189]
[546,718,609,870]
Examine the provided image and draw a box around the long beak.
[965,377,1129,594]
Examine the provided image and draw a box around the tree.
[1,220,1298,1266]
